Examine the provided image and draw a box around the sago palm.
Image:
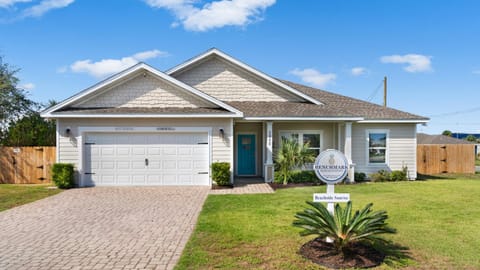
[292,201,396,254]
[275,137,315,185]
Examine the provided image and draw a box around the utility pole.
[383,76,387,107]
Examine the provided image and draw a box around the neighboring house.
[417,133,475,174]
[41,48,428,187]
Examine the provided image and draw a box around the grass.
[0,184,62,212]
[476,158,480,166]
[176,176,480,269]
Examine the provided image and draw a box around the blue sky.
[1,0,479,134]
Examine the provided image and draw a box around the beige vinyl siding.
[352,123,417,179]
[174,57,304,102]
[57,118,232,179]
[72,74,213,108]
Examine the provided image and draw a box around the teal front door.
[237,134,256,175]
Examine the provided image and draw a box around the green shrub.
[274,170,318,184]
[275,137,315,185]
[354,172,367,182]
[293,201,396,254]
[369,169,391,182]
[51,163,75,189]
[211,162,231,186]
[391,170,407,181]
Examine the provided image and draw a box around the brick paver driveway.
[0,186,209,270]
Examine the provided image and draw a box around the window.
[280,131,322,156]
[367,130,388,164]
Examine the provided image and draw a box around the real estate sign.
[313,149,349,184]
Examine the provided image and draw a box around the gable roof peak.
[166,48,323,105]
[41,60,243,118]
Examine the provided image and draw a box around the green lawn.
[0,184,62,212]
[176,178,480,269]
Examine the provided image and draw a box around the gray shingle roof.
[417,133,474,144]
[280,80,429,121]
[227,101,356,118]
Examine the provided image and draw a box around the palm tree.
[275,137,315,185]
[293,201,396,254]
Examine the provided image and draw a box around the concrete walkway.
[209,178,274,195]
[0,186,209,270]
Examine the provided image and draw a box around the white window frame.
[279,130,324,156]
[366,129,389,166]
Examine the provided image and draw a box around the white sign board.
[313,149,349,184]
[313,193,350,203]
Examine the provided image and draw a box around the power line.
[366,80,384,102]
[428,106,480,117]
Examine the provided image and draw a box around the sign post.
[313,149,350,242]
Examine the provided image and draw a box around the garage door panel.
[194,160,208,169]
[147,147,161,155]
[178,174,193,185]
[178,160,192,169]
[99,174,115,185]
[178,147,192,155]
[116,161,130,169]
[162,160,176,169]
[147,175,161,184]
[101,161,115,169]
[132,148,146,155]
[131,161,146,169]
[84,132,210,186]
[132,175,146,185]
[148,160,161,169]
[117,175,131,184]
[163,174,178,185]
[116,147,130,155]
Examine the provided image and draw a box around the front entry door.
[237,134,256,175]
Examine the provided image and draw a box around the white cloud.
[69,49,167,78]
[380,54,432,73]
[144,0,276,31]
[289,68,336,89]
[21,82,35,90]
[21,0,74,17]
[0,0,32,8]
[351,67,367,76]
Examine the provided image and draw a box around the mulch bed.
[299,238,385,269]
[268,182,322,190]
[211,184,234,190]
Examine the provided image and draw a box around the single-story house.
[41,48,428,187]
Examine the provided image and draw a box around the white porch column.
[344,122,355,183]
[264,121,274,182]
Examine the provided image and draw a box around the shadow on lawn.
[372,239,413,267]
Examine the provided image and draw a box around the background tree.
[0,56,37,134]
[465,134,477,142]
[442,130,452,137]
[2,112,55,146]
[0,56,56,146]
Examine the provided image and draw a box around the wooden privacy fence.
[417,144,475,174]
[0,147,56,184]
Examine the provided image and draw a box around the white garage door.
[83,132,209,186]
